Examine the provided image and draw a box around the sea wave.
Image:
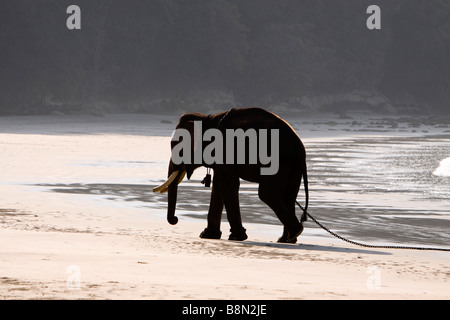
[433,157,450,177]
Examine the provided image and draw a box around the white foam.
[433,157,450,177]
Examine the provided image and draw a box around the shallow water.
[38,131,450,248]
[303,134,450,247]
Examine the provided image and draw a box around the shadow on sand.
[235,240,391,256]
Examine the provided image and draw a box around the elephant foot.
[200,228,222,239]
[228,228,248,241]
[277,224,303,244]
[277,236,297,244]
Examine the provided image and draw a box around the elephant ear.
[193,124,202,155]
[177,112,206,158]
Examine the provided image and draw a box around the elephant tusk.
[159,170,186,194]
[177,170,186,185]
[153,170,179,193]
[160,187,168,194]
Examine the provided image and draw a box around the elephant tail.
[300,161,309,223]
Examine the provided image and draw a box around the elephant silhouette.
[154,107,308,243]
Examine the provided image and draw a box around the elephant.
[153,107,309,243]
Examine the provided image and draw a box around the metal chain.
[296,201,450,252]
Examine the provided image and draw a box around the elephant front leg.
[200,173,223,239]
[221,175,247,241]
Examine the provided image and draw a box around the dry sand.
[0,114,449,299]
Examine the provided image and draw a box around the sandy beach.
[0,113,449,300]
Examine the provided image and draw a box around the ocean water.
[303,134,450,247]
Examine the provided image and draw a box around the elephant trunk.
[167,164,179,225]
[164,159,181,225]
[153,161,186,225]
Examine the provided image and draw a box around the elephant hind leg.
[258,182,302,243]
[279,169,303,243]
[278,226,302,244]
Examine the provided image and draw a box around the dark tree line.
[0,0,449,115]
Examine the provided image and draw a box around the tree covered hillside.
[1,0,449,115]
